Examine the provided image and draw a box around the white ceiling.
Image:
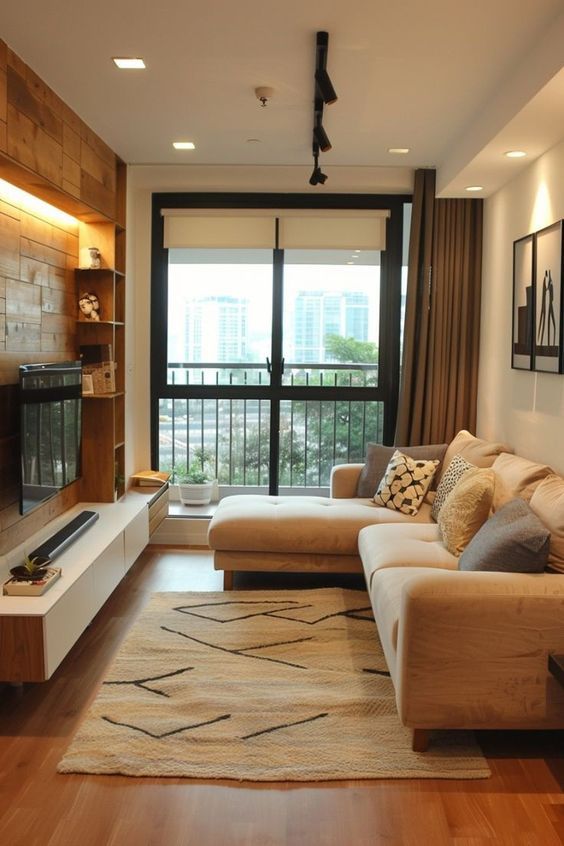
[3,0,564,196]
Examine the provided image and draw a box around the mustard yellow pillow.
[437,467,495,556]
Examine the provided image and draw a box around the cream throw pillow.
[374,449,439,516]
[438,467,495,556]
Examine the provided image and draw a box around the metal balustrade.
[159,363,383,489]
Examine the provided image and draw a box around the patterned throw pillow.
[437,467,495,556]
[373,449,439,516]
[431,453,476,522]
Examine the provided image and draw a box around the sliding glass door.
[151,195,410,494]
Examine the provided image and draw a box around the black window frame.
[150,191,411,480]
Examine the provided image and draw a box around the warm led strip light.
[0,178,78,225]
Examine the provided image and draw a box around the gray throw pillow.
[459,498,550,573]
[356,442,448,498]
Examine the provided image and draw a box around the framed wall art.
[512,233,534,370]
[534,220,563,373]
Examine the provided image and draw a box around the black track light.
[315,67,338,105]
[309,152,328,186]
[313,122,332,152]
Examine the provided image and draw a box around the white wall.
[478,139,564,472]
[125,164,412,475]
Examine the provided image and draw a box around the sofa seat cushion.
[208,495,433,556]
[359,523,458,590]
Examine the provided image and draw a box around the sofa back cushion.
[438,430,512,486]
[529,474,564,573]
[459,498,550,573]
[356,442,447,497]
[437,467,495,556]
[491,453,552,512]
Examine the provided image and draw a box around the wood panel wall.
[0,40,117,221]
[0,37,121,555]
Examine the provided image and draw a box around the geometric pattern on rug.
[58,588,490,780]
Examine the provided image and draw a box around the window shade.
[163,215,276,249]
[278,215,388,251]
[162,209,389,251]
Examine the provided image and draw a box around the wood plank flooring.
[0,549,562,846]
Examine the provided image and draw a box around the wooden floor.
[0,549,562,846]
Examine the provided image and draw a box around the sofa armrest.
[330,463,364,498]
[395,570,564,730]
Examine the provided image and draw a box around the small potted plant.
[175,451,215,506]
[10,554,52,582]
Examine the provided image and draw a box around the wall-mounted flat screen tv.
[19,361,82,515]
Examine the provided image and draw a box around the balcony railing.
[159,363,382,489]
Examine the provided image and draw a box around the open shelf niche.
[75,162,127,502]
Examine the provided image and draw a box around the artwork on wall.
[534,221,562,373]
[512,233,534,370]
[512,220,563,374]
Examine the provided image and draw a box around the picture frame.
[512,233,534,370]
[534,220,563,373]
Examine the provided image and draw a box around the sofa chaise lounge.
[207,431,564,748]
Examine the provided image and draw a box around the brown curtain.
[395,169,483,445]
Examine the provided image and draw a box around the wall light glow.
[530,180,553,233]
[0,178,79,226]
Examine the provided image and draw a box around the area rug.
[58,588,490,780]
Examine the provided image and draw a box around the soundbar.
[30,510,100,561]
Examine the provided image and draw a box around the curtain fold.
[395,170,483,445]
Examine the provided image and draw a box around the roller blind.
[277,214,387,250]
[161,209,389,250]
[163,214,276,249]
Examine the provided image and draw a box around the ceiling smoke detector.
[255,86,274,107]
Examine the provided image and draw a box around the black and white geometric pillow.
[431,453,475,522]
[374,449,440,516]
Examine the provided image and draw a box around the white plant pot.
[178,481,214,506]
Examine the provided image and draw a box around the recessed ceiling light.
[113,57,146,69]
[173,141,196,150]
[465,185,483,192]
[388,147,410,154]
[504,150,527,158]
[347,261,354,265]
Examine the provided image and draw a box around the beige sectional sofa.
[208,431,564,749]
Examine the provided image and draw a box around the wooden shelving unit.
[75,160,127,503]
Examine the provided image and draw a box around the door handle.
[281,357,285,375]
[266,357,272,374]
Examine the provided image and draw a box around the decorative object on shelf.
[9,554,52,582]
[78,292,101,321]
[82,374,94,395]
[4,554,61,596]
[82,360,117,394]
[131,470,171,487]
[512,219,563,373]
[88,247,101,269]
[3,567,61,596]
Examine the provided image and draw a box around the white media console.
[0,486,167,683]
